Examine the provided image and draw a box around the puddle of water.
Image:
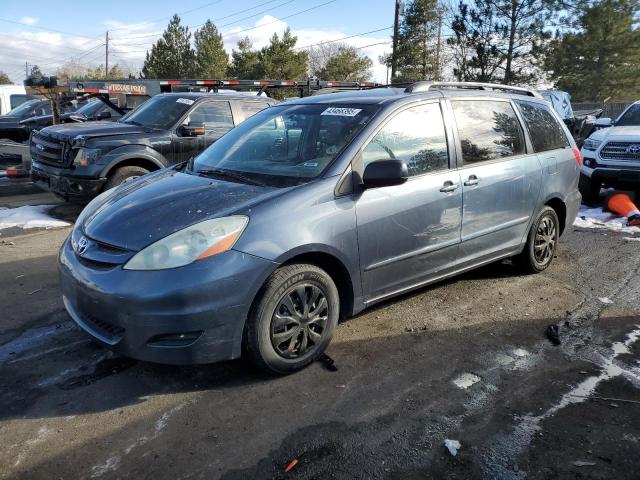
[0,323,75,363]
[58,356,137,390]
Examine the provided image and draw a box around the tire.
[578,173,600,202]
[104,166,150,190]
[515,206,560,274]
[243,263,340,374]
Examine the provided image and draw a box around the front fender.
[98,145,168,177]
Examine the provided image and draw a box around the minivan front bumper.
[59,236,277,365]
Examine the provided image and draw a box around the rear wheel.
[515,206,559,274]
[244,263,339,374]
[104,165,150,190]
[578,173,600,202]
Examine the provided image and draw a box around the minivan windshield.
[616,104,640,127]
[121,95,193,129]
[193,103,377,185]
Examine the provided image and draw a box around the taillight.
[572,146,583,166]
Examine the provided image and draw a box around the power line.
[221,0,338,39]
[0,17,98,40]
[294,26,393,50]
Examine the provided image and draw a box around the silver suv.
[580,100,640,200]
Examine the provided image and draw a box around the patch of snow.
[444,439,461,456]
[0,323,75,364]
[453,372,481,389]
[574,205,640,234]
[512,348,529,358]
[0,205,70,230]
[598,297,614,305]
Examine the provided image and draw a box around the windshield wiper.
[197,168,265,186]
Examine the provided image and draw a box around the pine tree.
[229,37,262,79]
[258,29,308,80]
[392,0,441,82]
[194,20,228,78]
[142,15,197,78]
[315,45,372,82]
[0,71,11,84]
[545,0,640,101]
[29,65,43,77]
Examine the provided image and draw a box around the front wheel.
[515,206,560,274]
[104,165,150,190]
[243,264,340,374]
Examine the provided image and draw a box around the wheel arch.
[544,196,567,235]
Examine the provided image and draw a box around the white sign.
[321,107,362,117]
[176,98,195,105]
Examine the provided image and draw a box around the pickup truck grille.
[600,141,640,162]
[30,131,71,166]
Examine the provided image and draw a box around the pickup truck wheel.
[578,173,600,202]
[105,166,150,190]
[243,264,340,375]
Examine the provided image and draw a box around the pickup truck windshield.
[193,103,377,185]
[121,95,193,129]
[617,104,640,127]
[5,99,40,117]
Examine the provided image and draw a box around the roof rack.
[404,81,542,98]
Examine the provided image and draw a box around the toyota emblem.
[76,237,89,254]
[627,144,640,154]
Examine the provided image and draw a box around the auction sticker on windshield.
[176,98,195,105]
[321,107,362,117]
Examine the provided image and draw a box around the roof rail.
[404,81,542,98]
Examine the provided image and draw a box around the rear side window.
[452,100,525,164]
[362,103,449,177]
[236,101,269,123]
[10,94,30,109]
[516,100,570,152]
[187,101,233,126]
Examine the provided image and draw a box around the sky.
[0,0,395,84]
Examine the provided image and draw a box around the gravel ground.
[1,183,639,480]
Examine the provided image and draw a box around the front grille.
[600,141,640,161]
[83,312,126,342]
[30,131,70,166]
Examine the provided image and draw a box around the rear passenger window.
[236,102,268,123]
[187,102,233,127]
[516,100,570,152]
[362,103,448,177]
[452,100,525,164]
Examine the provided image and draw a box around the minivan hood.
[40,121,151,141]
[82,169,285,251]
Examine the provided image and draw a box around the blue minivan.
[59,82,582,374]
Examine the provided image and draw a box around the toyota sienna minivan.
[59,82,582,374]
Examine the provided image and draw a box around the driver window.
[184,102,233,127]
[362,103,449,177]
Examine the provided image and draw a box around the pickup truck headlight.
[123,216,249,271]
[73,148,102,166]
[583,138,602,151]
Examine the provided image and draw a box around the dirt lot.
[1,180,639,480]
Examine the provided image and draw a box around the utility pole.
[25,61,28,79]
[105,31,109,79]
[391,0,401,81]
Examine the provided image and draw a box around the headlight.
[583,138,602,151]
[123,216,249,271]
[73,147,102,166]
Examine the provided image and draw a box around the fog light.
[147,331,203,347]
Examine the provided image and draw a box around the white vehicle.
[0,85,32,115]
[580,100,640,200]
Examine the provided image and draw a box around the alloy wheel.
[534,215,557,265]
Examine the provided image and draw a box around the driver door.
[355,101,462,303]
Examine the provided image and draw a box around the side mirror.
[177,123,205,137]
[594,117,613,128]
[98,110,112,119]
[363,159,409,188]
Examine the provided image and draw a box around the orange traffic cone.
[607,193,640,226]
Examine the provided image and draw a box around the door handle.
[440,181,460,193]
[464,175,479,186]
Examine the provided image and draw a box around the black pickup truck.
[31,93,275,202]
